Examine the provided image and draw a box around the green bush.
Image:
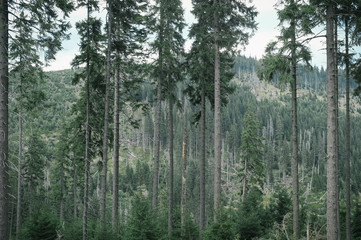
[63,219,83,240]
[203,208,236,240]
[94,226,118,240]
[125,192,159,240]
[235,188,270,240]
[168,208,199,240]
[352,200,361,239]
[23,211,58,240]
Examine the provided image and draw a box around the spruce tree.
[110,0,148,230]
[339,2,361,239]
[239,109,264,202]
[326,3,338,239]
[257,1,316,237]
[100,0,112,230]
[211,0,257,216]
[181,125,187,238]
[126,191,159,240]
[150,0,185,222]
[0,2,8,238]
[187,0,256,226]
[71,1,104,239]
[0,1,73,239]
[10,16,45,238]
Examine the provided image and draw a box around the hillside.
[7,57,361,239]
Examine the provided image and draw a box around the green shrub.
[125,192,159,240]
[203,208,236,240]
[63,219,82,240]
[24,211,58,240]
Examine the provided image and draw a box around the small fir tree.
[239,108,264,201]
[126,190,159,240]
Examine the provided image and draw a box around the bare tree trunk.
[326,4,338,240]
[73,157,77,219]
[199,88,206,237]
[0,1,9,239]
[9,194,14,238]
[242,159,247,202]
[213,0,221,218]
[152,73,162,210]
[291,71,299,240]
[16,77,23,240]
[334,17,340,240]
[290,13,299,238]
[60,162,65,222]
[306,221,310,240]
[168,97,174,238]
[83,4,91,240]
[112,60,120,231]
[100,1,112,229]
[152,16,164,209]
[345,17,351,240]
[181,127,187,238]
[29,183,33,222]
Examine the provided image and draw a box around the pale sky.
[44,0,328,71]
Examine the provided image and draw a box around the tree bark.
[73,157,77,219]
[213,0,221,218]
[16,77,23,240]
[199,87,206,236]
[334,17,340,240]
[0,0,9,238]
[29,183,33,222]
[181,127,187,238]
[242,158,247,202]
[152,5,164,209]
[326,4,338,240]
[168,97,174,238]
[345,17,351,240]
[290,12,299,239]
[100,1,112,228]
[60,162,65,222]
[83,3,91,240]
[291,65,299,240]
[152,74,162,210]
[112,59,120,231]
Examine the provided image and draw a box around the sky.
[44,0,328,72]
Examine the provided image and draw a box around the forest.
[1,0,361,240]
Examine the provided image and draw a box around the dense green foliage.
[6,54,361,239]
[3,1,361,239]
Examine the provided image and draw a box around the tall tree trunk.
[73,157,77,219]
[334,17,340,240]
[9,193,14,238]
[199,87,206,237]
[29,183,33,222]
[60,162,65,222]
[345,17,351,240]
[100,1,112,228]
[326,4,338,240]
[181,126,187,238]
[168,97,174,238]
[152,73,162,210]
[291,66,299,240]
[83,4,91,240]
[16,78,23,240]
[0,0,9,238]
[112,59,120,231]
[242,159,247,202]
[152,8,164,209]
[291,13,299,239]
[213,0,221,217]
